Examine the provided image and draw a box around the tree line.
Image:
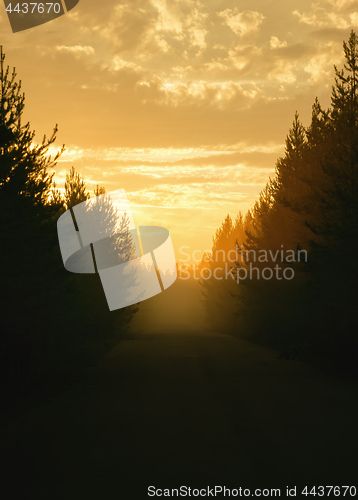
[0,46,138,397]
[200,30,358,369]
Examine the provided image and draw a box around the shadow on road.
[1,279,357,499]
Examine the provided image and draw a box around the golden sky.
[1,0,356,261]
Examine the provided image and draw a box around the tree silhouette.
[94,185,106,197]
[64,166,90,210]
[204,31,358,366]
[0,45,64,217]
[0,46,138,391]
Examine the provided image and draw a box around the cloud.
[56,45,95,57]
[109,56,144,72]
[293,2,356,29]
[53,141,275,250]
[268,60,297,84]
[293,9,326,27]
[327,0,358,11]
[152,0,184,36]
[304,53,336,83]
[217,9,265,36]
[139,77,259,108]
[270,36,288,49]
[3,0,356,254]
[54,144,280,195]
[350,11,358,25]
[188,26,208,51]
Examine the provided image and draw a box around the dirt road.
[1,281,357,499]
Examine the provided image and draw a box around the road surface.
[1,280,357,499]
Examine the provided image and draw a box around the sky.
[1,0,357,262]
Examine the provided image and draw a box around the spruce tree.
[64,166,90,210]
[304,30,358,250]
[0,46,69,377]
[0,46,64,218]
[94,185,106,197]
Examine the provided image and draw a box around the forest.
[0,45,138,401]
[199,30,358,371]
[1,30,358,406]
